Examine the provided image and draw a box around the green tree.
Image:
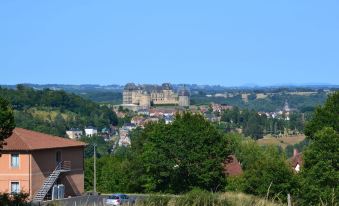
[305,92,339,140]
[242,146,294,200]
[297,127,339,205]
[0,97,15,148]
[80,136,113,158]
[295,91,339,205]
[97,156,131,193]
[243,112,264,139]
[134,112,228,193]
[227,138,294,200]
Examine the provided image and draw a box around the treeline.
[191,91,328,112]
[0,85,118,136]
[220,107,304,139]
[76,91,122,104]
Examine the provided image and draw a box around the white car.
[105,194,134,206]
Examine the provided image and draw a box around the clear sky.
[1,0,338,86]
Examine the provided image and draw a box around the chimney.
[293,148,298,157]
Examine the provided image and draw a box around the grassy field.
[257,134,305,149]
[256,93,268,99]
[135,192,284,206]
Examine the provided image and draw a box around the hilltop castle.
[123,83,190,108]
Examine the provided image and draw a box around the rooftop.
[2,128,86,151]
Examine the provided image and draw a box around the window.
[56,151,61,163]
[11,182,20,193]
[11,154,19,168]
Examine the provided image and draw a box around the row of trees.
[191,90,327,112]
[220,107,304,139]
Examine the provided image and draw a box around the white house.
[66,128,83,139]
[84,127,97,137]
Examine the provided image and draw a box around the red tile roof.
[2,128,86,151]
[223,155,243,176]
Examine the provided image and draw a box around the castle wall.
[123,84,189,107]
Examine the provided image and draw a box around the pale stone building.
[122,83,190,108]
[84,126,97,137]
[66,128,83,139]
[178,87,190,107]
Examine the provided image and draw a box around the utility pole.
[93,143,97,194]
[287,193,292,206]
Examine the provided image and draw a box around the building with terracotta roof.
[223,155,243,176]
[0,128,86,202]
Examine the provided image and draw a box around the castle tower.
[123,83,137,104]
[139,91,151,108]
[178,86,190,107]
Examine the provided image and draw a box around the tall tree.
[305,92,339,140]
[297,127,339,205]
[297,91,339,205]
[0,97,15,149]
[134,112,228,193]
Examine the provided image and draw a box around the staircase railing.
[60,161,71,171]
[33,160,71,202]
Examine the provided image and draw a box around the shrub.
[0,192,29,206]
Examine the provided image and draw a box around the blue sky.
[1,0,338,86]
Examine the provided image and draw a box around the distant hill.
[2,83,338,93]
[191,90,329,112]
[1,83,337,111]
[0,85,118,136]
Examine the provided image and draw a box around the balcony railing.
[58,160,71,171]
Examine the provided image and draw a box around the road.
[42,194,146,206]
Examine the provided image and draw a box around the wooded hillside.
[0,85,118,136]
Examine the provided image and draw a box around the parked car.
[105,194,135,206]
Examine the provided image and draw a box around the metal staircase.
[33,161,71,202]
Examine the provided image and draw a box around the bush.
[0,192,29,206]
[225,176,246,192]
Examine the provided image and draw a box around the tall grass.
[135,190,283,206]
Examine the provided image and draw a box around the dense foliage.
[295,92,339,205]
[85,113,228,194]
[82,92,338,205]
[297,128,338,205]
[285,139,309,158]
[134,113,228,193]
[77,91,122,104]
[80,135,114,158]
[304,91,339,140]
[0,192,29,206]
[225,137,294,200]
[0,85,118,136]
[0,97,15,147]
[191,91,327,112]
[220,107,304,139]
